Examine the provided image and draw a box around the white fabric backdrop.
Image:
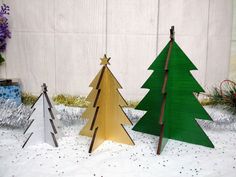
[0,0,233,100]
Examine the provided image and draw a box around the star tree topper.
[100,54,111,65]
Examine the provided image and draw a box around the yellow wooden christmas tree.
[80,54,134,153]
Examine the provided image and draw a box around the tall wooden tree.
[132,26,214,154]
[22,83,58,148]
[80,55,134,153]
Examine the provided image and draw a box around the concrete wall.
[0,0,233,100]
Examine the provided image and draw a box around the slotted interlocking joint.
[41,83,48,93]
[170,26,175,41]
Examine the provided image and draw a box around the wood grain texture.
[1,0,232,99]
[23,91,58,148]
[85,62,134,153]
[205,0,233,87]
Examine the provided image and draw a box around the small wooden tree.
[80,55,134,153]
[22,83,58,148]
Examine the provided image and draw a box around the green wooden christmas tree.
[132,26,214,155]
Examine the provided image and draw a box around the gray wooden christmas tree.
[22,83,58,148]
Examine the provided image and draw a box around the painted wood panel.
[158,0,209,86]
[55,0,106,33]
[5,32,55,95]
[205,0,233,88]
[55,33,105,95]
[108,35,157,100]
[0,0,233,99]
[4,0,54,32]
[107,0,158,100]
